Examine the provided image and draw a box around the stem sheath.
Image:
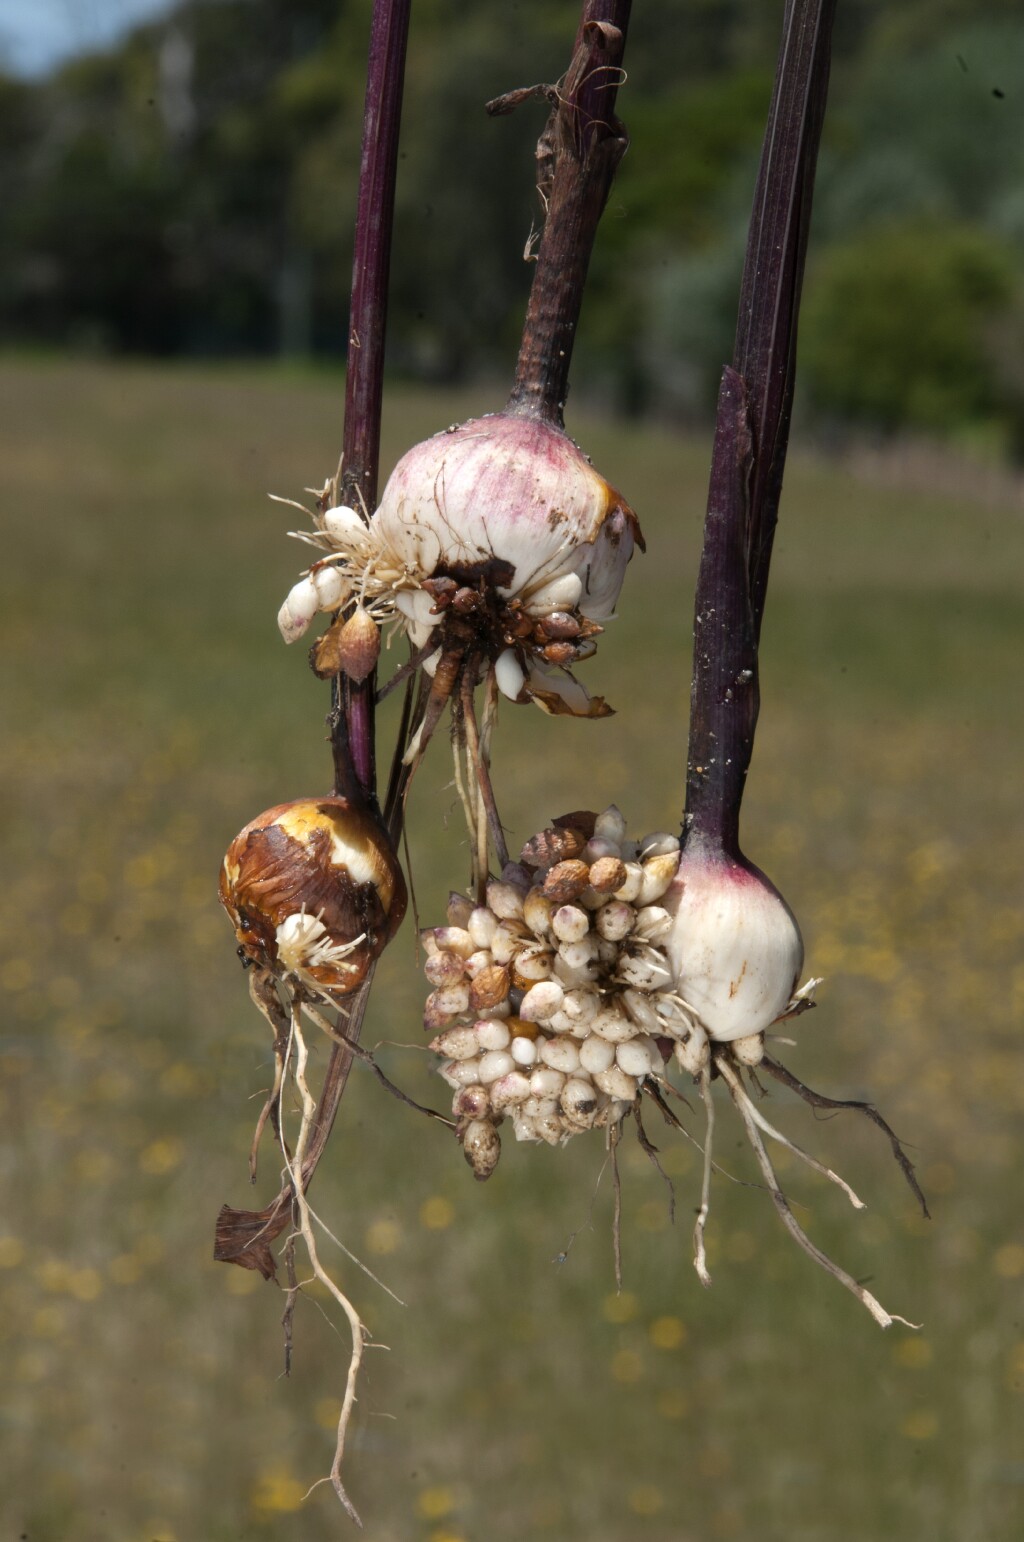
[684,0,836,850]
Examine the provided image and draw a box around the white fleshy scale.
[640,832,681,858]
[594,806,627,844]
[478,1050,515,1084]
[523,888,553,935]
[593,1065,638,1102]
[596,901,634,941]
[424,950,466,988]
[589,1005,638,1044]
[495,648,526,701]
[486,880,525,921]
[432,926,475,958]
[510,1036,538,1067]
[561,988,599,1025]
[539,1036,581,1074]
[430,983,471,1017]
[489,927,519,966]
[582,837,621,863]
[674,1027,709,1077]
[579,1034,616,1075]
[613,863,644,903]
[551,905,590,944]
[618,952,673,991]
[621,987,660,1033]
[558,935,599,970]
[468,907,499,950]
[553,955,599,989]
[637,852,680,906]
[463,949,492,979]
[454,1084,491,1120]
[530,1066,566,1098]
[515,949,553,983]
[561,1078,599,1127]
[491,1071,531,1110]
[519,980,565,1022]
[322,504,370,546]
[474,1018,512,1052]
[277,576,319,643]
[616,1038,655,1078]
[312,563,347,611]
[446,1057,483,1087]
[429,1025,479,1061]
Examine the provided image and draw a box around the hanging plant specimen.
[212,0,931,1524]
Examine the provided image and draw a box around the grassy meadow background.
[2,356,1023,1541]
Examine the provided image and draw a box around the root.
[479,664,506,865]
[246,969,293,1182]
[693,1064,715,1288]
[375,636,440,702]
[451,727,485,904]
[631,1099,675,1225]
[609,1120,623,1291]
[281,1002,367,1526]
[299,1200,406,1307]
[402,639,464,769]
[715,1052,919,1332]
[281,1231,299,1376]
[726,1065,866,1211]
[460,662,509,874]
[553,1141,614,1266]
[300,1000,456,1130]
[761,1054,930,1218]
[385,670,427,844]
[643,1075,694,1123]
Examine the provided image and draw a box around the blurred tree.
[800,219,1021,440]
[1,0,1022,451]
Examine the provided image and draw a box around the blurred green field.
[2,357,1023,1542]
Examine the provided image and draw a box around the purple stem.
[684,0,836,854]
[685,366,756,855]
[736,0,836,637]
[319,1,411,1192]
[331,0,412,800]
[503,1,632,427]
[219,1,413,1284]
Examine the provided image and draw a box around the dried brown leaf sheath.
[220,798,406,995]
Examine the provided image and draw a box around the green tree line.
[2,0,1022,446]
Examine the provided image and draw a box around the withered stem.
[502,2,631,426]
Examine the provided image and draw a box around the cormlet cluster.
[421,806,708,1177]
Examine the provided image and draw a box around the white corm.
[275,412,642,719]
[663,842,805,1047]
